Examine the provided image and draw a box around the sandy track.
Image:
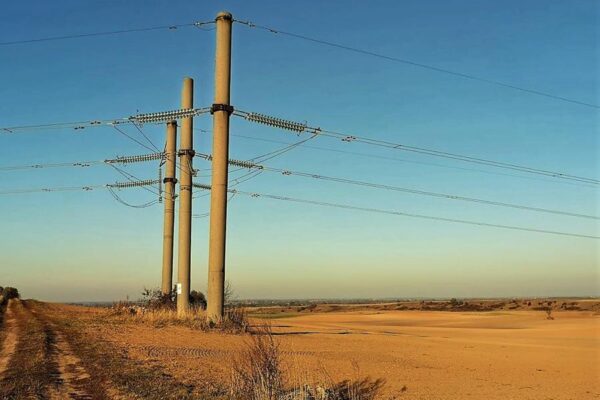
[26,306,99,400]
[0,299,19,378]
[1,301,98,399]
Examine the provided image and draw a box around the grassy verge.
[108,303,250,333]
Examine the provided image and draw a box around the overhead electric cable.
[0,185,105,195]
[0,152,165,172]
[112,125,157,153]
[192,183,599,240]
[107,164,161,198]
[107,186,159,208]
[0,160,102,171]
[0,20,215,46]
[233,109,599,185]
[235,19,599,110]
[0,107,210,133]
[0,118,129,133]
[228,133,597,189]
[196,153,598,220]
[132,122,161,152]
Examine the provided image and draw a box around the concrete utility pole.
[177,78,194,316]
[161,121,177,295]
[207,11,233,322]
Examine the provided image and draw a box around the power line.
[107,186,159,208]
[0,21,215,46]
[0,152,165,172]
[0,160,103,171]
[0,177,160,209]
[112,125,158,153]
[193,183,599,240]
[107,164,161,198]
[196,153,598,220]
[132,122,161,152]
[0,107,210,133]
[228,133,597,189]
[0,118,129,133]
[0,185,105,195]
[233,109,599,185]
[235,19,599,110]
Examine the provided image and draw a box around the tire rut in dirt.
[24,302,98,400]
[0,299,20,379]
[0,300,53,399]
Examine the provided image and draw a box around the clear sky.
[0,0,598,302]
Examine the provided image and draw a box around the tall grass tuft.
[229,325,388,400]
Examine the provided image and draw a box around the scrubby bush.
[230,326,388,400]
[141,287,176,310]
[449,298,463,307]
[190,290,207,310]
[138,287,207,311]
[0,287,19,306]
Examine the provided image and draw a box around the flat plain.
[0,299,598,399]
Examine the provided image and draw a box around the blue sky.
[0,0,597,301]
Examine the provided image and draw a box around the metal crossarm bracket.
[210,103,234,115]
[178,149,196,157]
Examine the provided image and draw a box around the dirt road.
[0,299,100,399]
[0,300,216,400]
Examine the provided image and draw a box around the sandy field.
[0,300,598,399]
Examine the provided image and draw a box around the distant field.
[0,298,598,399]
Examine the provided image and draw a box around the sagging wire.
[233,108,599,185]
[132,122,161,152]
[192,191,237,219]
[107,186,159,208]
[191,183,599,240]
[111,125,157,153]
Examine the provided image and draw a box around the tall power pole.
[161,121,177,295]
[207,11,233,322]
[177,78,194,316]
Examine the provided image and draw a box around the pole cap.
[216,11,233,21]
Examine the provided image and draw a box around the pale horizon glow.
[0,0,598,302]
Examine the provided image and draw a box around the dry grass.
[229,325,389,400]
[109,302,250,333]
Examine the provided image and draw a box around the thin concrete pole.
[177,78,194,316]
[161,121,177,295]
[207,11,233,322]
